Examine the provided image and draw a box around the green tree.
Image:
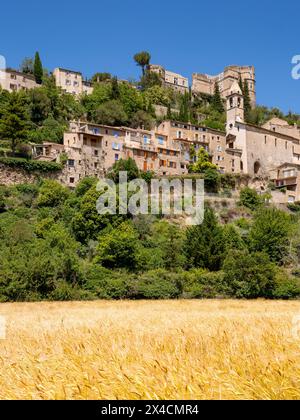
[238,187,262,211]
[28,88,51,124]
[107,158,140,183]
[212,83,224,113]
[36,180,70,208]
[134,51,151,76]
[95,100,128,126]
[249,207,292,264]
[222,224,246,255]
[140,70,162,90]
[243,80,252,122]
[130,110,154,130]
[204,168,221,193]
[20,57,34,75]
[238,75,243,93]
[95,222,139,270]
[111,76,120,100]
[190,147,217,173]
[33,52,43,84]
[184,207,224,271]
[0,92,29,153]
[91,72,111,83]
[71,184,124,243]
[223,250,276,298]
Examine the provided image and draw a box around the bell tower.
[226,81,244,124]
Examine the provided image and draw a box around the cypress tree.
[33,52,43,84]
[111,76,120,100]
[239,76,244,93]
[243,80,252,122]
[212,83,224,113]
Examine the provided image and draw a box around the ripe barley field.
[0,300,300,400]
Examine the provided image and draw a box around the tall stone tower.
[226,81,244,124]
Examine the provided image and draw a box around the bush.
[204,168,221,193]
[84,265,131,299]
[50,281,93,301]
[36,180,70,207]
[249,207,292,264]
[238,187,262,211]
[0,157,62,172]
[131,269,183,299]
[223,250,277,299]
[182,270,226,298]
[272,270,300,299]
[95,222,139,270]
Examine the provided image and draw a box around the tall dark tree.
[238,75,244,93]
[178,92,191,122]
[33,52,43,84]
[0,92,29,153]
[184,207,224,271]
[243,80,252,122]
[111,76,120,100]
[212,83,224,113]
[134,51,151,76]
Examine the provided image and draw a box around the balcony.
[275,178,297,188]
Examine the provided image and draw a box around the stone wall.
[0,164,62,186]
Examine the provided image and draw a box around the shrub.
[223,250,277,299]
[50,281,93,301]
[272,270,300,299]
[204,168,221,193]
[249,207,292,264]
[95,222,139,270]
[182,270,226,298]
[0,157,62,172]
[36,180,70,207]
[131,269,183,299]
[84,265,131,299]
[238,187,262,211]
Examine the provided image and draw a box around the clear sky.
[1,0,299,113]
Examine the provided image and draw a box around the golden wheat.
[0,300,299,400]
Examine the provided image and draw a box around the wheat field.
[0,300,299,400]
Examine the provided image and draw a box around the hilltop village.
[1,56,300,204]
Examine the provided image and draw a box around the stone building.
[33,118,230,186]
[149,65,189,94]
[0,69,39,92]
[192,65,256,106]
[157,120,229,174]
[53,68,93,96]
[225,81,300,202]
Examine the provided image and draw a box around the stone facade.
[269,163,300,203]
[32,119,229,186]
[225,81,300,202]
[53,68,93,96]
[149,65,189,94]
[0,69,39,92]
[192,65,256,107]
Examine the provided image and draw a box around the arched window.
[254,161,261,175]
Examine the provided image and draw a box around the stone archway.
[254,161,261,175]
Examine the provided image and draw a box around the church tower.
[226,81,244,124]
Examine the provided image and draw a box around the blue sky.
[1,0,299,112]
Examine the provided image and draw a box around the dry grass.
[0,300,300,400]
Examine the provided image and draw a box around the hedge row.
[0,157,62,173]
